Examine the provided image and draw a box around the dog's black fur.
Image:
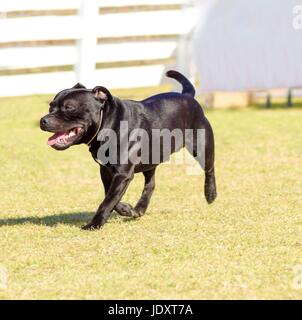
[40,71,217,230]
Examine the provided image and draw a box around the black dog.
[40,71,217,230]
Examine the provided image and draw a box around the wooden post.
[287,89,292,107]
[247,92,254,106]
[265,92,271,108]
[75,0,99,86]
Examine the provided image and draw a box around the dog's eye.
[64,105,75,111]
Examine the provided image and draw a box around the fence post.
[287,89,292,107]
[75,0,99,85]
[265,92,271,108]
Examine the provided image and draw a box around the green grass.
[0,93,302,299]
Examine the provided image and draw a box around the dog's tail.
[166,70,195,98]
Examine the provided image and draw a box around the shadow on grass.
[0,211,134,228]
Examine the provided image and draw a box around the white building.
[193,0,302,93]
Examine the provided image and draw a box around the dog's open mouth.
[47,127,83,148]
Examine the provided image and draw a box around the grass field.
[0,92,302,299]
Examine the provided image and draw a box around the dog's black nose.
[40,116,48,129]
[41,118,47,125]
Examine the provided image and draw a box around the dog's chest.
[89,144,105,166]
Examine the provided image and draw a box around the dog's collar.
[86,109,104,146]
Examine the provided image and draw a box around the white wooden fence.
[0,0,198,97]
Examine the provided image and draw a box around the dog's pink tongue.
[47,132,67,146]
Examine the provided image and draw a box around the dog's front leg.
[82,170,134,230]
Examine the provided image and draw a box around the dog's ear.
[92,86,112,103]
[72,83,86,89]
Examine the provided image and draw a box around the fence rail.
[1,0,186,11]
[0,0,197,97]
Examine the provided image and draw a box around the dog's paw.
[134,204,147,217]
[81,222,101,231]
[115,202,136,217]
[205,189,217,204]
[205,177,217,204]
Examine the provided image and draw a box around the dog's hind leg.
[185,119,217,204]
[134,168,156,215]
[203,119,217,204]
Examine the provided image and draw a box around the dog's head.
[40,83,112,150]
